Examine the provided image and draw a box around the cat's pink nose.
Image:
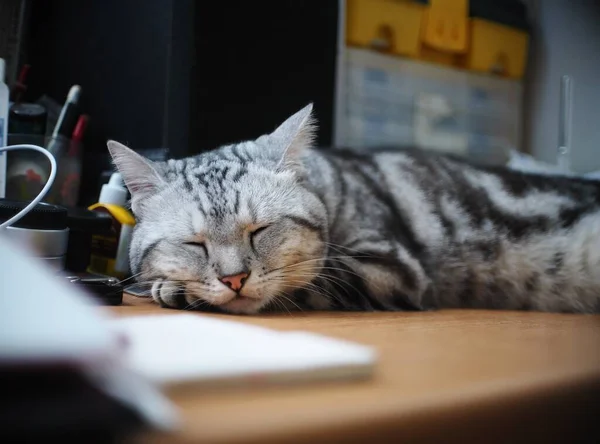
[219,272,249,292]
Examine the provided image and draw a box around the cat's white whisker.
[116,272,145,285]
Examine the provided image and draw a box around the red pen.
[68,114,89,156]
[10,64,30,103]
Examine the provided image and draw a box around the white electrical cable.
[0,144,58,230]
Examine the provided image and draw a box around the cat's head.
[108,104,328,314]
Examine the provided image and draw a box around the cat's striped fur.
[109,104,600,314]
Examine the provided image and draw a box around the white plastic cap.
[99,172,128,206]
[0,59,5,83]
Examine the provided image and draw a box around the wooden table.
[114,294,600,444]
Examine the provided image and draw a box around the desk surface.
[113,294,600,444]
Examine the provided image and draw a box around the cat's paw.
[151,280,186,309]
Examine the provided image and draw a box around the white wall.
[524,0,600,173]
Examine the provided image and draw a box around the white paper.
[111,314,377,387]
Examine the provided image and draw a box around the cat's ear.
[107,140,165,210]
[267,103,317,172]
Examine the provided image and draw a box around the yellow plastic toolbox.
[346,0,529,79]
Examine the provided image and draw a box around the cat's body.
[302,147,600,313]
[109,104,600,314]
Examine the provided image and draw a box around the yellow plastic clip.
[422,0,469,53]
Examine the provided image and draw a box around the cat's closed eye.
[249,226,269,248]
[184,241,208,256]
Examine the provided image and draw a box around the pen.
[68,114,89,156]
[10,64,30,103]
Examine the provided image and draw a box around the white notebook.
[111,314,377,389]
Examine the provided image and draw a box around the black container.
[65,207,112,272]
[0,199,70,271]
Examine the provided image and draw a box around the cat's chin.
[219,296,264,315]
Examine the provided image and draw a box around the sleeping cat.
[108,104,600,314]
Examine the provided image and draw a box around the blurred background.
[1,0,599,207]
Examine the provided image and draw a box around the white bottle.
[88,172,136,279]
[0,58,9,198]
[98,172,128,205]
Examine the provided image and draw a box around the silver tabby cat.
[109,104,600,314]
